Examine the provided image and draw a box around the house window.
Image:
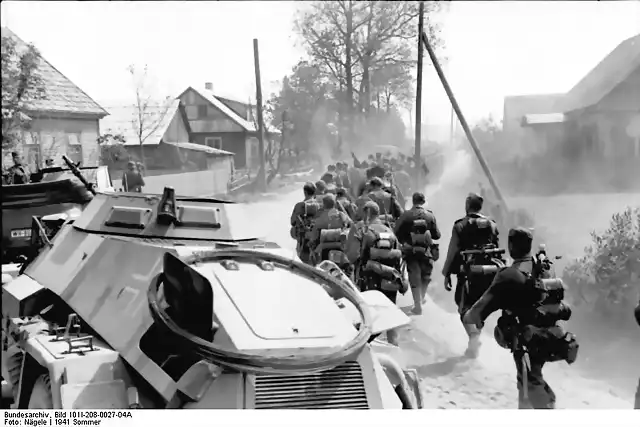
[67,145,83,164]
[205,137,222,150]
[186,105,199,120]
[198,105,208,119]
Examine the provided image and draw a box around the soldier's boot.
[463,324,482,358]
[410,288,423,315]
[387,328,400,346]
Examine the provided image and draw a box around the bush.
[562,206,640,327]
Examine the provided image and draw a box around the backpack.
[402,217,438,260]
[459,214,498,250]
[299,200,320,239]
[494,261,579,365]
[360,226,406,292]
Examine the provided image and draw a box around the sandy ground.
[249,151,639,409]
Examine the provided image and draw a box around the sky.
[1,1,639,131]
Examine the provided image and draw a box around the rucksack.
[360,226,406,293]
[494,260,579,365]
[402,217,439,260]
[459,214,498,250]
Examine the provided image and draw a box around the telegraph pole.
[414,1,425,188]
[253,38,267,192]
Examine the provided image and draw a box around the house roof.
[1,27,108,118]
[556,33,640,113]
[181,86,280,134]
[163,141,234,157]
[100,99,182,146]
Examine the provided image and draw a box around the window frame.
[204,136,223,150]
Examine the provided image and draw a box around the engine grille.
[254,361,369,409]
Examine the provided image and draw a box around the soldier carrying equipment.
[290,182,321,264]
[442,192,502,357]
[394,192,441,315]
[463,228,579,409]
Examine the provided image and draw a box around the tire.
[28,374,53,409]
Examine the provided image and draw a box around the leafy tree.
[563,207,640,327]
[266,60,338,161]
[294,0,445,147]
[1,32,46,150]
[126,64,172,167]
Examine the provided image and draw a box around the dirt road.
[248,157,638,409]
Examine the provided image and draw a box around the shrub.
[562,206,640,327]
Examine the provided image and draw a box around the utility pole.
[253,38,267,192]
[414,0,425,188]
[421,31,508,209]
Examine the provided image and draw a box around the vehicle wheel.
[28,374,53,409]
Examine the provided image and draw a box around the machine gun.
[61,155,96,196]
[459,245,506,277]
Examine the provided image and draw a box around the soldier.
[345,201,406,345]
[393,164,412,201]
[290,182,320,264]
[310,194,352,266]
[336,187,356,220]
[442,192,500,357]
[336,161,350,190]
[7,152,30,185]
[322,172,339,194]
[359,177,404,226]
[383,170,405,208]
[394,192,441,315]
[463,227,577,409]
[122,160,145,192]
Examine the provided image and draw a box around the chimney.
[205,82,213,91]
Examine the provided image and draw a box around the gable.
[1,27,107,118]
[557,33,640,113]
[100,99,182,146]
[179,88,246,133]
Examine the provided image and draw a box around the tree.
[294,1,445,148]
[267,60,338,160]
[127,64,172,167]
[563,207,640,328]
[1,33,46,150]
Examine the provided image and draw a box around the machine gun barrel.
[461,247,506,257]
[420,31,508,211]
[61,155,96,196]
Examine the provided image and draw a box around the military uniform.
[442,207,500,355]
[464,257,556,409]
[7,163,30,185]
[393,169,412,201]
[394,205,441,314]
[362,188,404,225]
[290,197,320,264]
[337,195,357,220]
[310,207,352,265]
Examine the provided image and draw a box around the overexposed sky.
[2,1,639,127]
